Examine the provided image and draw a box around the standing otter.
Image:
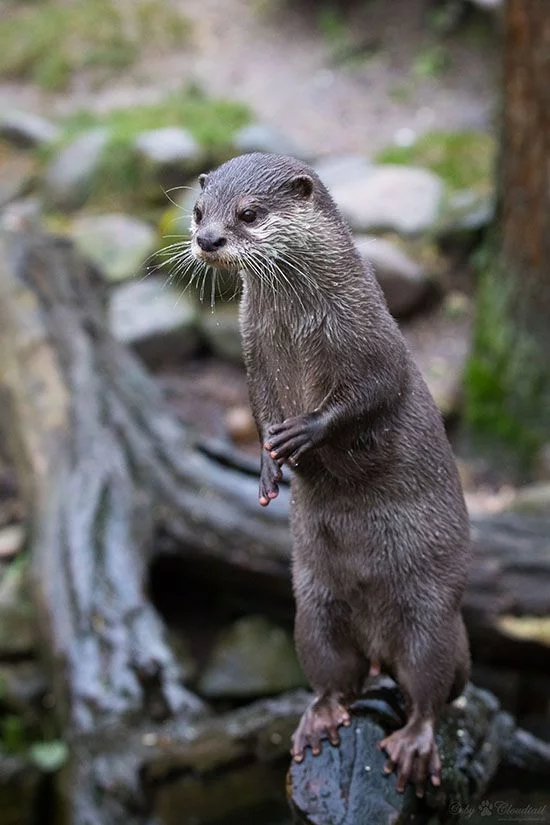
[190,152,471,796]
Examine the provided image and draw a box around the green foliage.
[0,0,190,90]
[413,45,451,78]
[0,714,26,755]
[464,256,548,467]
[376,130,496,193]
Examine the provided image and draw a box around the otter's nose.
[196,232,227,252]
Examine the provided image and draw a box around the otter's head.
[191,153,328,273]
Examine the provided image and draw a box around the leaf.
[29,740,68,772]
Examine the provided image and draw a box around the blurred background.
[0,0,549,824]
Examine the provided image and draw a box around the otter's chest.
[261,322,332,418]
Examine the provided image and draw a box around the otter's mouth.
[191,242,238,272]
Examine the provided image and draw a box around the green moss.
[464,255,548,467]
[376,130,496,194]
[413,45,451,78]
[43,88,250,211]
[0,0,190,90]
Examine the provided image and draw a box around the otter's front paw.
[265,413,323,467]
[259,452,282,506]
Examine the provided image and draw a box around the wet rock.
[314,155,372,190]
[0,110,60,149]
[198,616,306,699]
[0,145,36,208]
[234,123,308,160]
[108,277,199,367]
[201,302,243,363]
[505,484,550,518]
[0,560,36,657]
[70,213,157,283]
[330,164,445,236]
[134,127,204,195]
[354,235,431,317]
[402,294,473,417]
[44,128,110,210]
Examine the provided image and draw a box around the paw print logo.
[479,801,493,816]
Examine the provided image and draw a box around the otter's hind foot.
[291,694,351,762]
[379,717,441,797]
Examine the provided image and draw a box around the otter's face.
[190,154,315,273]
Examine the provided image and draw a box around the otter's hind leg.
[292,572,367,761]
[380,616,469,796]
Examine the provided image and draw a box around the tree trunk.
[500,0,550,334]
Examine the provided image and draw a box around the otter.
[190,152,471,796]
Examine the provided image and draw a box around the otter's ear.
[198,173,209,190]
[291,174,314,199]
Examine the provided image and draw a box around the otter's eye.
[239,208,257,224]
[193,206,203,224]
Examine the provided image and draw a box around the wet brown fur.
[191,153,471,794]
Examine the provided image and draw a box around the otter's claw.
[265,413,323,466]
[258,452,282,506]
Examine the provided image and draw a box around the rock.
[0,198,42,232]
[134,127,204,195]
[198,616,307,699]
[402,295,473,417]
[0,145,36,208]
[108,276,199,367]
[314,155,372,190]
[469,0,502,11]
[44,128,110,210]
[201,303,243,363]
[329,164,445,236]
[0,560,36,657]
[505,484,550,518]
[70,213,157,283]
[0,525,25,560]
[225,405,256,445]
[234,123,308,160]
[354,235,431,317]
[437,189,495,244]
[0,110,60,149]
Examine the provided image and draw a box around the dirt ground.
[0,0,500,155]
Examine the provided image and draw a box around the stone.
[134,127,204,196]
[0,198,42,232]
[70,213,157,283]
[0,561,36,657]
[314,155,372,190]
[198,616,307,699]
[234,123,308,160]
[0,110,60,149]
[225,405,256,445]
[44,128,110,210]
[0,662,47,714]
[505,484,550,518]
[534,444,550,482]
[200,302,243,363]
[354,235,430,317]
[329,164,445,236]
[108,277,199,367]
[402,295,473,418]
[0,145,36,208]
[0,754,42,825]
[437,189,495,244]
[0,526,25,560]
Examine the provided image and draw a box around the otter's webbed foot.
[379,717,441,797]
[291,694,351,762]
[258,451,282,506]
[265,413,325,467]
